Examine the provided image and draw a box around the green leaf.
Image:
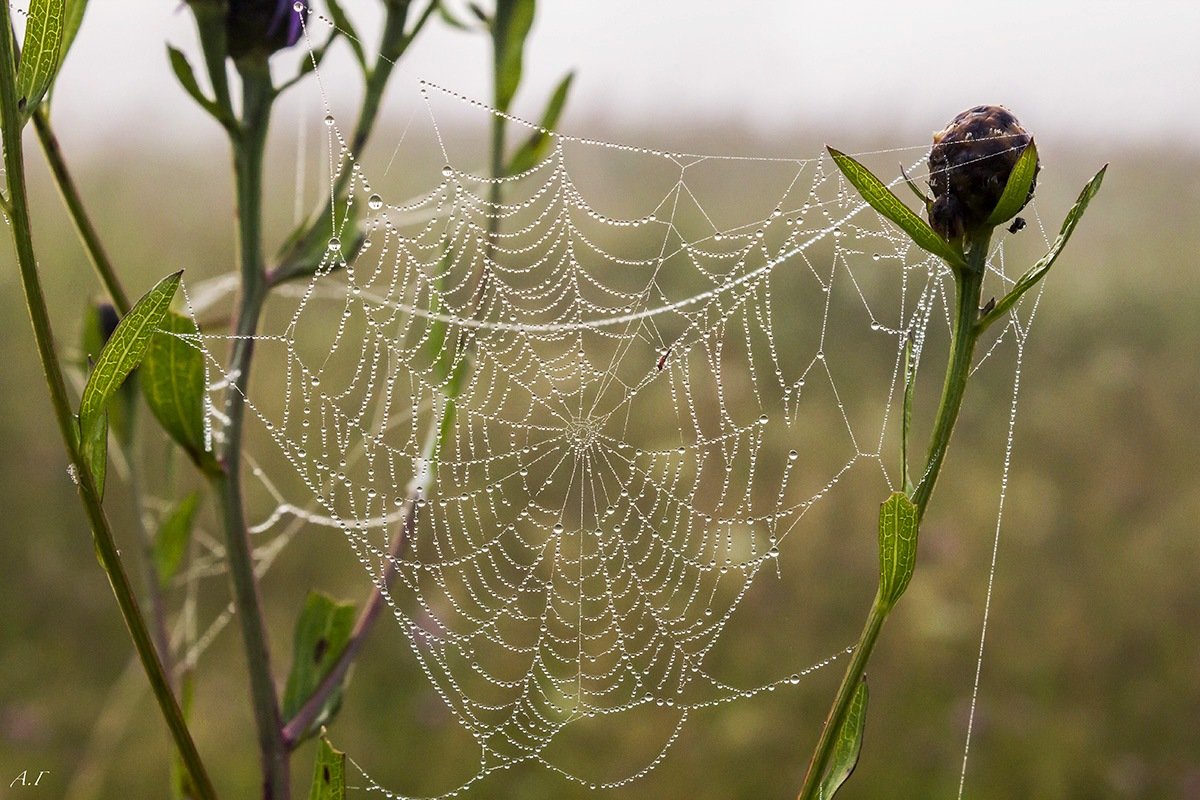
[984,139,1039,227]
[273,195,362,284]
[977,164,1107,332]
[166,46,227,126]
[307,733,346,800]
[80,302,135,448]
[77,272,182,495]
[437,1,474,30]
[899,162,931,208]
[506,70,572,176]
[51,0,87,96]
[877,491,919,609]
[492,0,535,112]
[283,592,356,742]
[324,0,366,70]
[76,407,108,498]
[153,491,200,588]
[827,147,967,270]
[141,311,216,471]
[818,676,868,798]
[17,0,66,122]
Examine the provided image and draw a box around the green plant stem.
[351,0,424,157]
[32,108,132,314]
[129,426,174,671]
[797,238,988,799]
[911,241,988,520]
[0,11,215,800]
[209,59,289,800]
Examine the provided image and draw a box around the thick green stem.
[911,242,987,519]
[32,108,131,314]
[0,11,215,800]
[210,60,289,800]
[797,237,989,799]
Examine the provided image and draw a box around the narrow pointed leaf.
[878,491,919,609]
[437,1,473,30]
[307,734,346,800]
[59,0,87,68]
[323,0,366,70]
[899,163,931,207]
[141,311,216,471]
[492,0,535,112]
[827,147,966,269]
[153,491,200,587]
[283,592,356,742]
[167,46,226,124]
[818,676,869,798]
[80,302,134,448]
[978,164,1107,331]
[17,0,66,122]
[78,272,182,496]
[984,139,1039,226]
[506,70,572,176]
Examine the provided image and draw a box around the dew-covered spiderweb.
[179,32,1051,798]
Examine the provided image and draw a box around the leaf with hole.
[283,591,356,742]
[827,147,966,269]
[985,139,1039,226]
[16,0,65,123]
[878,491,918,610]
[307,733,345,800]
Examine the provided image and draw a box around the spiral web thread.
[182,62,1047,795]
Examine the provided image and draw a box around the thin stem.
[0,10,215,799]
[130,426,174,672]
[284,42,501,737]
[210,59,289,800]
[797,595,887,799]
[268,0,430,287]
[32,108,131,314]
[350,0,416,158]
[797,237,988,799]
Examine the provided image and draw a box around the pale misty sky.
[47,0,1198,154]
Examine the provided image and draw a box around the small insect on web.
[184,72,1046,796]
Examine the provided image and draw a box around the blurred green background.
[3,3,1200,799]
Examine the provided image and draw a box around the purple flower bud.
[227,0,308,60]
[928,105,1039,240]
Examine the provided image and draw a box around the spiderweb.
[182,60,1048,797]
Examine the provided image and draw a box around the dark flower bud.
[97,303,120,343]
[928,105,1039,240]
[227,0,308,60]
